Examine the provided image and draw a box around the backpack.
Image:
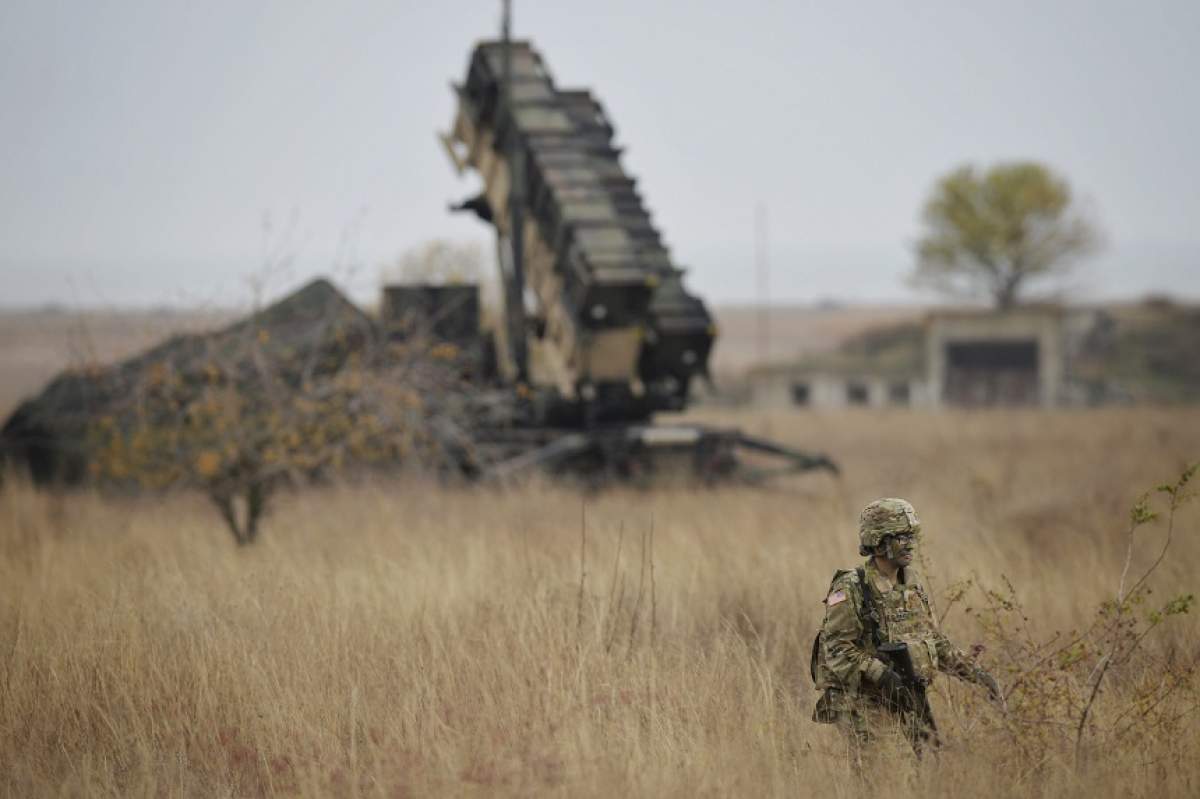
[809,566,881,684]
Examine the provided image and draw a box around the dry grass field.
[2,407,1198,797]
[704,304,924,377]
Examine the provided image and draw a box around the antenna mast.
[755,203,770,367]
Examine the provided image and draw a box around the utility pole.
[755,203,770,368]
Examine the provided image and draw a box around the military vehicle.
[404,33,837,482]
[0,32,836,489]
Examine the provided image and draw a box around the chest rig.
[810,566,941,686]
[864,568,940,680]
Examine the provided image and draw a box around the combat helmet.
[858,498,921,555]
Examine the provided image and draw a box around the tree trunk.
[995,275,1022,310]
[209,483,271,546]
[242,482,268,545]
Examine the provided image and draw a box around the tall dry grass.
[1,409,1198,797]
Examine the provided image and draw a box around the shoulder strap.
[809,630,822,684]
[857,566,883,648]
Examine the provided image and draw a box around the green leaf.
[1129,493,1158,525]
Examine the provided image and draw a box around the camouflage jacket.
[814,558,979,697]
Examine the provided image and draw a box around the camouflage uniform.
[813,499,994,765]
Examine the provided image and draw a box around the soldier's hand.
[977,668,1007,712]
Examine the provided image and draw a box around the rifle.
[876,641,940,746]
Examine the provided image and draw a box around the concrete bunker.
[927,308,1064,408]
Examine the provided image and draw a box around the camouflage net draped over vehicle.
[0,279,477,544]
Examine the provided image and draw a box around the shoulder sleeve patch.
[826,590,848,607]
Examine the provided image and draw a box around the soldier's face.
[881,533,915,566]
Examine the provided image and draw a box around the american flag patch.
[826,590,847,606]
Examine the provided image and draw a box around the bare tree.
[381,240,484,286]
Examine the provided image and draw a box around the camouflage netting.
[0,279,377,485]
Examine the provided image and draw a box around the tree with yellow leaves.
[913,162,1102,309]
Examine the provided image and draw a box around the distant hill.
[3,298,1196,418]
[1080,300,1200,402]
[707,304,926,378]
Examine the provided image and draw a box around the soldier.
[811,498,1003,769]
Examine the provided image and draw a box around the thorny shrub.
[938,463,1198,773]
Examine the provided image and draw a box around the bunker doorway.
[943,340,1039,406]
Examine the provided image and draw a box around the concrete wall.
[749,372,930,409]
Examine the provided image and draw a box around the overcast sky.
[2,0,1197,309]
